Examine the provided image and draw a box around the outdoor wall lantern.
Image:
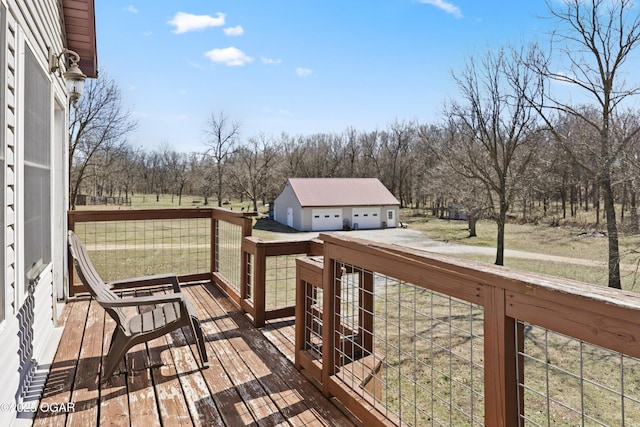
[49,48,87,107]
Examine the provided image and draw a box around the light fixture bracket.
[49,48,87,107]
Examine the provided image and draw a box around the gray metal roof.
[287,178,400,207]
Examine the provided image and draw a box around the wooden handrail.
[300,232,640,426]
[67,208,253,297]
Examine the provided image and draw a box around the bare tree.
[525,0,640,288]
[69,72,137,209]
[228,134,280,212]
[445,47,541,265]
[202,111,240,207]
[162,147,190,205]
[119,145,143,201]
[280,133,306,177]
[188,153,216,205]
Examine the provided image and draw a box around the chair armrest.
[100,292,184,308]
[108,273,181,293]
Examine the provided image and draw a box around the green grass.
[401,210,640,291]
[77,196,640,290]
[73,197,640,425]
[79,193,269,214]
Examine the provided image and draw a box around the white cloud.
[224,26,244,36]
[261,57,282,65]
[204,47,254,66]
[168,12,226,34]
[419,0,462,18]
[124,5,138,13]
[296,67,312,77]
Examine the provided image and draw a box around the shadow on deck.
[32,282,356,426]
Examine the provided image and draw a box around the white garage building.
[273,178,400,231]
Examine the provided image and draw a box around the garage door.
[311,208,343,231]
[352,208,380,229]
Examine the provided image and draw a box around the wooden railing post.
[360,270,374,356]
[67,212,75,296]
[322,253,337,398]
[253,242,267,328]
[295,260,306,371]
[484,285,520,427]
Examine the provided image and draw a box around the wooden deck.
[32,282,357,427]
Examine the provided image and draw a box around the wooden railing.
[295,232,640,426]
[67,208,252,296]
[66,209,640,425]
[240,237,323,327]
[67,209,321,327]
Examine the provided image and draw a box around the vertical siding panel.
[0,1,68,425]
[0,6,18,426]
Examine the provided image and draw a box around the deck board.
[33,297,90,427]
[33,282,356,427]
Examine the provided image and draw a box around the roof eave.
[62,0,98,78]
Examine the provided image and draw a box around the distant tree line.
[69,0,640,288]
[71,109,640,231]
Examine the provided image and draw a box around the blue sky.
[95,1,551,153]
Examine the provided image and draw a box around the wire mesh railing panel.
[303,280,323,359]
[215,219,243,293]
[265,254,305,311]
[331,261,485,427]
[73,218,210,282]
[245,253,254,301]
[517,323,640,426]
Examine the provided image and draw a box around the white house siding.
[273,182,302,230]
[0,1,69,425]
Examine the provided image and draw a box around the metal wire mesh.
[244,253,254,301]
[215,219,243,293]
[73,218,210,282]
[331,260,485,426]
[303,279,323,359]
[517,323,640,426]
[265,254,302,311]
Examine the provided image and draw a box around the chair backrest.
[68,230,127,326]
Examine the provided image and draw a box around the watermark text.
[0,401,75,413]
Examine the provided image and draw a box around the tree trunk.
[495,216,505,266]
[468,214,477,237]
[631,189,639,234]
[495,193,507,266]
[601,176,622,289]
[595,186,600,225]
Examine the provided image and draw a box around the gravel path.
[262,226,612,269]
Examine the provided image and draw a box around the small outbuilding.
[273,178,400,231]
